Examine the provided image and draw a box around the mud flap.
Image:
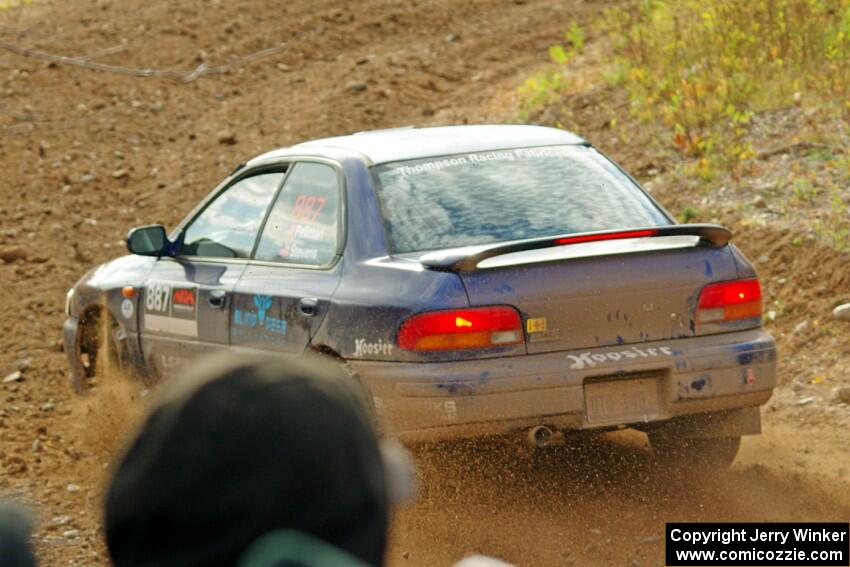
[63,317,85,392]
[649,406,761,438]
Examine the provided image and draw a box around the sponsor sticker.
[392,147,576,177]
[566,345,674,370]
[294,224,326,240]
[432,400,458,421]
[143,281,198,337]
[291,194,327,222]
[170,288,197,320]
[526,317,561,342]
[278,242,319,261]
[528,328,561,343]
[160,354,191,374]
[232,294,288,343]
[354,338,393,357]
[526,317,547,333]
[120,299,134,319]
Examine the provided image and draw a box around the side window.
[181,172,285,258]
[254,162,340,266]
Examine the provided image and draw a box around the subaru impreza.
[63,125,777,467]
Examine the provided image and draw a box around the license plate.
[584,378,660,425]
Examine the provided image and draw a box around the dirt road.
[0,0,847,565]
[391,423,850,566]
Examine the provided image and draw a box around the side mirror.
[127,225,169,256]
[834,303,850,322]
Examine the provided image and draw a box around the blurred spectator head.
[0,502,35,567]
[105,354,402,567]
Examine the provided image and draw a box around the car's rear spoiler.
[419,224,732,272]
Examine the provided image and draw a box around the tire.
[73,308,127,392]
[648,433,741,470]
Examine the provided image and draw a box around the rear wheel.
[648,433,741,470]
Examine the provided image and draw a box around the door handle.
[299,297,318,317]
[208,289,227,309]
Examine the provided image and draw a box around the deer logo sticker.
[253,294,273,324]
[233,294,287,343]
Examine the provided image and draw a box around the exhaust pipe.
[527,425,554,448]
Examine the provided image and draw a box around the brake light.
[696,279,762,324]
[554,229,658,246]
[398,306,524,351]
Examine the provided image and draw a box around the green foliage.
[564,23,585,54]
[807,147,836,162]
[603,0,850,168]
[519,23,586,122]
[546,23,585,65]
[815,191,850,250]
[791,178,823,203]
[676,205,700,223]
[0,0,31,9]
[548,45,569,65]
[517,70,570,122]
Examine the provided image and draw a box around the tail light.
[696,279,762,324]
[398,306,524,351]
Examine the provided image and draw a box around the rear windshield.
[372,145,670,253]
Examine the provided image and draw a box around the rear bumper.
[350,328,777,442]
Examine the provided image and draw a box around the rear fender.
[728,243,758,279]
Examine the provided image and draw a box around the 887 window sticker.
[144,281,172,315]
[142,281,199,337]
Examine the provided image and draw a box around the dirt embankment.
[0,1,847,566]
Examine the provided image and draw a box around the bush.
[605,0,850,165]
[0,0,32,10]
[518,23,585,122]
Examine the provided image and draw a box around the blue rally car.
[64,125,777,466]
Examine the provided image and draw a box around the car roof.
[251,124,586,166]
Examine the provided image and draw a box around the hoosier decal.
[143,281,199,337]
[566,345,675,370]
[354,338,393,357]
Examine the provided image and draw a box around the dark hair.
[105,355,388,567]
[0,502,35,567]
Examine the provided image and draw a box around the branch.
[757,141,833,161]
[80,44,128,62]
[0,24,36,37]
[0,39,287,81]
